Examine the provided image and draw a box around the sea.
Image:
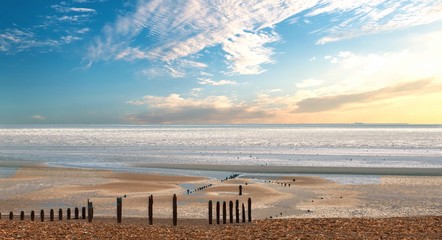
[1,124,441,183]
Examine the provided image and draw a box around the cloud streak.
[198,78,237,86]
[0,28,60,54]
[309,0,442,44]
[0,1,100,54]
[31,115,46,121]
[295,79,439,113]
[88,0,318,75]
[88,0,442,76]
[126,94,269,124]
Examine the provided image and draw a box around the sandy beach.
[1,161,441,239]
[1,162,441,219]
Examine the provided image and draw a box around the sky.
[1,0,442,124]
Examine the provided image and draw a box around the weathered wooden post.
[172,194,177,226]
[208,200,213,224]
[0,212,2,219]
[148,195,153,225]
[40,209,44,222]
[67,208,71,220]
[229,201,233,223]
[216,201,220,224]
[20,211,24,220]
[248,198,252,222]
[239,185,243,195]
[235,200,239,223]
[50,209,54,221]
[82,207,86,219]
[242,203,245,223]
[59,208,63,220]
[9,211,13,220]
[87,201,93,222]
[117,197,122,223]
[74,207,79,219]
[31,211,35,221]
[222,201,226,224]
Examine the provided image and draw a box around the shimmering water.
[1,124,441,171]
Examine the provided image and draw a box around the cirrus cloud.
[87,0,442,76]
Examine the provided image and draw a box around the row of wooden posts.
[2,194,252,226]
[116,194,178,226]
[208,198,252,224]
[220,173,240,182]
[1,206,92,222]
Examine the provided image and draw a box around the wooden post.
[148,195,153,225]
[172,194,177,226]
[74,207,79,219]
[117,197,122,223]
[242,203,245,223]
[59,208,63,220]
[20,211,24,221]
[82,207,86,219]
[216,201,220,224]
[239,185,242,195]
[235,200,239,223]
[50,209,54,221]
[31,211,35,221]
[87,201,93,222]
[248,198,252,222]
[0,212,1,220]
[67,208,71,220]
[40,209,44,222]
[208,200,213,224]
[229,201,233,223]
[222,201,226,224]
[9,211,13,220]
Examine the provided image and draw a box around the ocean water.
[0,124,441,171]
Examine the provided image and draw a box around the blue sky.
[1,0,442,124]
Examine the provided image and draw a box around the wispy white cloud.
[0,28,60,54]
[269,89,283,93]
[51,4,96,14]
[73,0,105,3]
[115,47,207,77]
[77,28,90,34]
[190,88,203,97]
[88,0,442,76]
[61,35,82,44]
[310,0,442,44]
[0,0,100,55]
[199,71,214,77]
[31,115,46,121]
[198,78,237,86]
[88,0,318,75]
[69,7,96,13]
[166,66,185,78]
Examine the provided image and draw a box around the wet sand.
[0,163,441,220]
